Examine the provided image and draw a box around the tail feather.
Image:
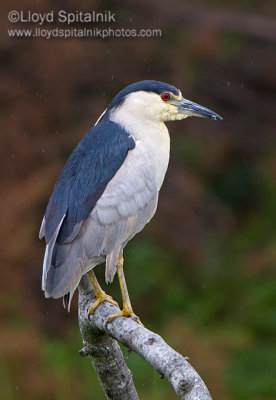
[42,214,66,291]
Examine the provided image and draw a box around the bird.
[40,80,222,323]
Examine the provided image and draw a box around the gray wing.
[44,142,159,301]
[88,151,159,282]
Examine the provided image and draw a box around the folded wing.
[40,121,136,298]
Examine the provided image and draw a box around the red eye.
[161,92,171,101]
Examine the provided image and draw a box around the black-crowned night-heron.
[40,80,222,323]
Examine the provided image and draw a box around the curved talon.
[108,308,143,326]
[89,293,119,315]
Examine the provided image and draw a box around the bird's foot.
[89,292,119,315]
[108,306,143,326]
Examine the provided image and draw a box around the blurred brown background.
[1,0,276,399]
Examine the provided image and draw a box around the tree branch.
[78,276,139,400]
[78,275,213,400]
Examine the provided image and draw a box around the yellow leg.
[88,270,119,315]
[108,251,143,325]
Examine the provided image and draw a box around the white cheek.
[111,91,186,122]
[161,104,188,121]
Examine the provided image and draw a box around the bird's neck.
[109,106,169,143]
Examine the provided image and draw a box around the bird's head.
[106,80,222,123]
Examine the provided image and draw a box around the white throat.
[109,91,171,190]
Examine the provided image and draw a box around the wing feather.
[82,141,159,282]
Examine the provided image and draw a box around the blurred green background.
[1,0,276,399]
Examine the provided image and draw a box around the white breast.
[109,104,170,191]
